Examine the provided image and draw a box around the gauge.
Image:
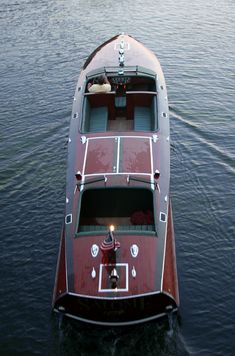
[111,77,131,85]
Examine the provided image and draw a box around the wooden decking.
[108,117,133,131]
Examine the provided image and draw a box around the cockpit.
[81,69,158,133]
[76,187,156,235]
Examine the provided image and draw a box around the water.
[0,0,234,355]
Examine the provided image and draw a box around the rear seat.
[79,224,155,233]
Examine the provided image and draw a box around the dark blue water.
[1,0,234,355]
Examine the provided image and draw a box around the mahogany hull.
[54,292,177,326]
[52,34,179,325]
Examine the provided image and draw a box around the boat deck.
[53,34,179,325]
[108,117,133,131]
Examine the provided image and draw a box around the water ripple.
[1,0,235,355]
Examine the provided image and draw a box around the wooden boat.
[52,34,179,325]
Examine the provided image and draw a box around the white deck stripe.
[78,138,90,192]
[149,137,154,190]
[98,263,129,292]
[82,138,89,176]
[116,137,120,173]
[82,136,154,184]
[65,235,68,292]
[84,172,152,178]
[87,135,151,141]
[160,202,169,292]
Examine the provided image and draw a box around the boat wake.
[169,107,235,176]
[54,315,193,356]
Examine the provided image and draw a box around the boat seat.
[79,224,155,233]
[118,224,155,231]
[79,225,103,232]
[115,96,126,108]
[89,106,108,132]
[134,106,152,131]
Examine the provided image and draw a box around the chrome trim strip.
[83,172,152,178]
[65,231,68,293]
[54,308,178,326]
[87,135,152,141]
[160,202,169,291]
[68,290,162,300]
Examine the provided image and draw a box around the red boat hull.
[52,34,179,325]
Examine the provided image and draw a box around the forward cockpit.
[81,69,158,133]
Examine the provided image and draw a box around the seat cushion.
[115,96,126,108]
[89,106,108,132]
[134,106,152,131]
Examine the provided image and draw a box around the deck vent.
[91,267,96,279]
[73,112,78,119]
[80,136,87,144]
[160,212,166,222]
[152,134,158,143]
[65,214,72,224]
[132,266,137,278]
[162,112,167,118]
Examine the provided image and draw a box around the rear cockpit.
[81,70,158,133]
[76,187,156,235]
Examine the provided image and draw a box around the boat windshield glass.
[77,187,155,235]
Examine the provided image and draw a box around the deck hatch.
[98,263,129,292]
[83,136,153,177]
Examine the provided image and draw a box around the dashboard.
[110,76,131,85]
